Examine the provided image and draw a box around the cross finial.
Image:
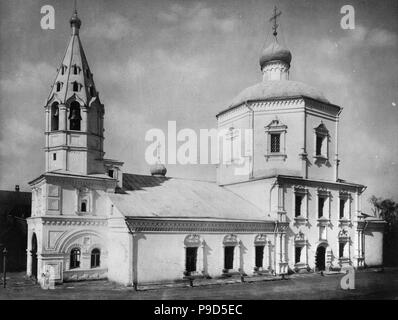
[269,6,282,38]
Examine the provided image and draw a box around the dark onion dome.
[229,80,329,108]
[150,163,167,177]
[70,10,81,29]
[259,40,292,68]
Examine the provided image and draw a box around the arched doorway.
[315,245,326,271]
[31,233,38,279]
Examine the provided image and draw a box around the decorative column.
[26,249,32,277]
[274,233,280,273]
[81,107,88,132]
[58,104,67,131]
[280,232,288,274]
[263,241,269,272]
[277,183,286,222]
[267,241,273,271]
[45,107,50,132]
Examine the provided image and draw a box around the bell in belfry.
[54,107,59,117]
[70,107,82,120]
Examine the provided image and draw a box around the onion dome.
[259,39,292,69]
[150,163,167,177]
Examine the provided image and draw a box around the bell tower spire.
[44,7,105,175]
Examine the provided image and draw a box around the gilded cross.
[269,6,282,37]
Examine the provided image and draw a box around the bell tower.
[44,8,105,175]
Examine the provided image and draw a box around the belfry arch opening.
[51,102,59,131]
[69,101,82,131]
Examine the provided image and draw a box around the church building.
[26,8,384,287]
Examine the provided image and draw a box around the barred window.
[270,134,280,153]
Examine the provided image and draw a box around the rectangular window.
[270,134,280,153]
[108,169,114,178]
[339,242,345,258]
[53,153,56,161]
[295,247,302,264]
[224,246,234,270]
[295,195,303,217]
[316,135,323,156]
[318,197,325,218]
[340,199,346,219]
[255,246,264,269]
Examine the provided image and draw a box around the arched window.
[314,122,329,159]
[70,248,81,269]
[72,81,80,92]
[91,248,101,268]
[51,102,59,131]
[69,101,82,131]
[61,65,67,75]
[56,82,62,92]
[81,200,87,212]
[73,65,80,75]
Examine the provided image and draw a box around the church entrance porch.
[315,245,326,271]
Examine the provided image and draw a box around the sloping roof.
[232,80,329,106]
[108,174,266,221]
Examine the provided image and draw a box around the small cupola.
[259,6,292,81]
[70,8,81,35]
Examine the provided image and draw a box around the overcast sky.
[0,0,397,213]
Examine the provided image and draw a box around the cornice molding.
[125,218,276,233]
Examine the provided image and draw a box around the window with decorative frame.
[254,234,267,271]
[294,231,307,266]
[293,186,308,221]
[338,191,351,221]
[338,229,350,260]
[317,188,330,219]
[223,234,239,273]
[224,127,242,164]
[264,118,287,161]
[77,188,92,215]
[314,123,329,160]
[184,234,201,276]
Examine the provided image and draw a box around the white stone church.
[26,9,384,286]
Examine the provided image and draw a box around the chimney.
[15,185,20,192]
